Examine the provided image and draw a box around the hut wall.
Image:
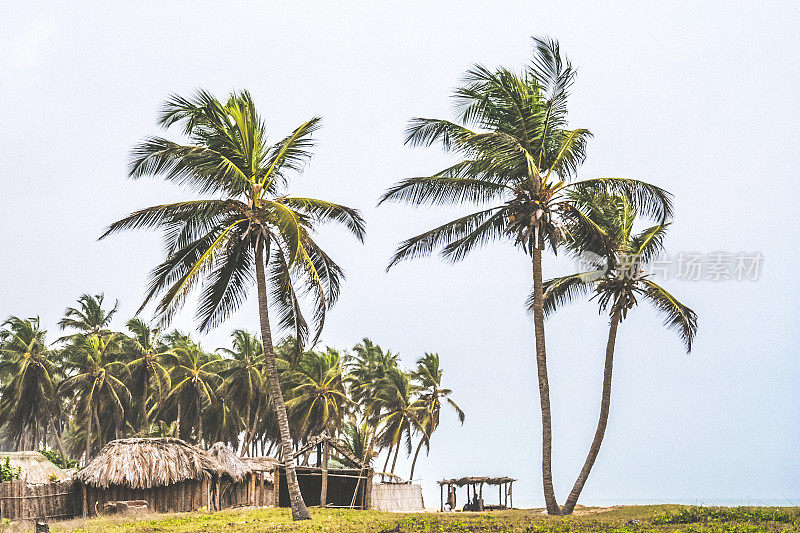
[248,471,275,508]
[83,479,211,516]
[0,480,79,522]
[370,483,424,512]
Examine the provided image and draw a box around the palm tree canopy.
[58,294,118,338]
[539,191,697,352]
[100,90,366,348]
[379,36,672,267]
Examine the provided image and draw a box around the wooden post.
[498,485,502,508]
[320,440,329,508]
[509,481,513,509]
[82,484,88,518]
[439,484,443,512]
[364,468,372,510]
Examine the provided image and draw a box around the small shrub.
[39,448,78,469]
[0,457,20,483]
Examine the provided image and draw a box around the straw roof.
[77,438,227,489]
[438,476,516,486]
[207,443,252,482]
[243,456,279,472]
[2,452,70,484]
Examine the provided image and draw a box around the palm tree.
[378,37,672,513]
[217,330,267,455]
[408,353,464,480]
[372,368,422,476]
[123,318,172,432]
[341,418,376,466]
[347,338,399,417]
[0,317,63,453]
[58,293,118,338]
[163,335,222,445]
[59,333,131,462]
[100,89,365,520]
[285,348,350,441]
[539,190,697,514]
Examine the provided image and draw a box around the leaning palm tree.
[0,317,63,453]
[372,368,422,476]
[100,90,365,520]
[408,353,464,480]
[378,37,672,513]
[538,190,697,514]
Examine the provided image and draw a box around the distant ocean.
[509,497,799,508]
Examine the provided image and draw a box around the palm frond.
[640,279,698,353]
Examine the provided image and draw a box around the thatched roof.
[243,456,279,472]
[77,438,227,489]
[438,476,516,486]
[2,452,70,484]
[207,443,252,482]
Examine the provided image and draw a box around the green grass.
[46,505,800,533]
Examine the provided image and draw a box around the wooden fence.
[0,480,79,522]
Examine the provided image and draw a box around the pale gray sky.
[1,1,798,508]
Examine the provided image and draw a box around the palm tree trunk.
[409,436,426,480]
[85,407,93,463]
[561,308,621,514]
[196,395,203,444]
[382,443,393,475]
[390,439,401,474]
[175,402,181,438]
[255,243,310,521]
[531,246,561,515]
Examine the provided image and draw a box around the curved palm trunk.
[409,435,426,480]
[85,407,92,463]
[532,247,561,515]
[255,244,310,521]
[196,395,203,444]
[561,309,620,515]
[390,439,401,474]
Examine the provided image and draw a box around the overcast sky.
[2,1,798,508]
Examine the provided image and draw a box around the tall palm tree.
[217,330,267,455]
[123,318,172,432]
[539,190,697,514]
[373,368,422,476]
[408,353,464,480]
[0,317,63,453]
[58,293,118,338]
[163,335,222,445]
[100,90,365,519]
[285,348,350,441]
[378,37,672,513]
[59,333,131,462]
[347,338,399,417]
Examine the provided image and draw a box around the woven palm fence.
[0,480,79,521]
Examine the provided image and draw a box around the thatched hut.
[208,442,273,508]
[3,452,70,484]
[76,438,227,516]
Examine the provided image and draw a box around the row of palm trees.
[9,35,695,519]
[0,296,463,483]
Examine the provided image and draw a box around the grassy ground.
[45,505,800,533]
